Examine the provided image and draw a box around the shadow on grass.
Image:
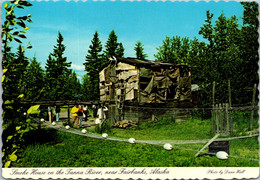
[23,128,61,145]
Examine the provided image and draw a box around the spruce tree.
[23,57,45,100]
[134,41,147,60]
[84,31,104,100]
[116,42,124,58]
[44,32,72,100]
[81,74,91,101]
[105,30,124,58]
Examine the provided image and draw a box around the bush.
[95,121,112,134]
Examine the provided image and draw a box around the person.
[78,105,84,128]
[96,104,108,125]
[48,106,52,123]
[83,105,89,121]
[71,104,79,128]
[92,104,97,118]
[56,105,61,122]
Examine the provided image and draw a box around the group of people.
[48,105,61,123]
[71,105,89,128]
[47,103,108,128]
[71,104,108,128]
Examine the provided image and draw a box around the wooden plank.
[195,133,220,157]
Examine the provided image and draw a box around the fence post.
[250,84,257,130]
[225,103,230,135]
[211,81,216,133]
[216,104,219,133]
[212,104,216,133]
[228,79,233,134]
[67,105,70,123]
[219,103,223,134]
[228,79,232,107]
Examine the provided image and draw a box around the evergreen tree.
[116,42,124,58]
[105,30,118,58]
[44,32,72,100]
[81,74,91,101]
[105,30,124,58]
[23,57,45,100]
[134,41,147,60]
[84,31,104,100]
[63,71,81,99]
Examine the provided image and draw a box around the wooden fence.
[211,103,232,135]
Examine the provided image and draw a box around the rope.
[30,117,259,162]
[123,105,259,111]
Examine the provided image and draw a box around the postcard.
[1,0,259,179]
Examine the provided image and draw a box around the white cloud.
[71,63,85,71]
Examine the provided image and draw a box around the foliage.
[95,121,112,134]
[44,32,72,100]
[154,36,190,64]
[84,31,104,100]
[81,74,91,100]
[22,57,45,100]
[1,0,33,168]
[134,41,147,60]
[104,30,124,58]
[116,42,125,58]
[62,71,82,100]
[238,2,259,103]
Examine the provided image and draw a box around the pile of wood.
[113,120,138,129]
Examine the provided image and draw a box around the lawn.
[12,116,259,167]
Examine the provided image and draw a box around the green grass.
[12,128,259,167]
[111,117,214,140]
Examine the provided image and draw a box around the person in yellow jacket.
[71,104,79,128]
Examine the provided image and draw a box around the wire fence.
[28,101,259,163]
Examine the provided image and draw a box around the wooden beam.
[195,133,220,157]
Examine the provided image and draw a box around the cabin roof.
[101,57,189,71]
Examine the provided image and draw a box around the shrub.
[95,121,112,134]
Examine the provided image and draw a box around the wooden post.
[219,104,223,134]
[211,104,216,133]
[228,79,232,107]
[195,133,220,157]
[100,106,104,129]
[67,105,70,122]
[215,104,219,134]
[250,84,257,130]
[225,103,230,135]
[211,81,216,133]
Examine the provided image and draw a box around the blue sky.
[5,0,244,80]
